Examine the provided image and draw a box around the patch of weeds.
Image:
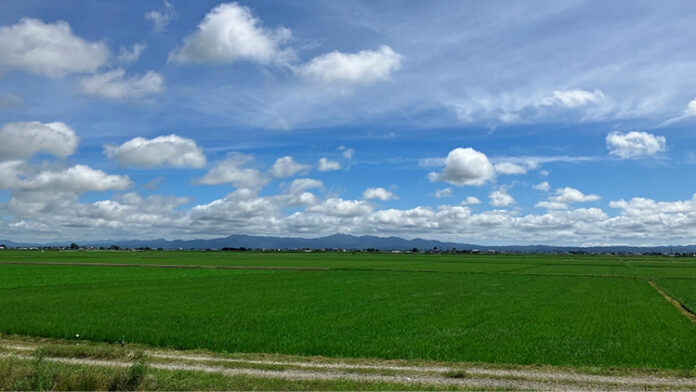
[30,350,54,391]
[444,369,471,379]
[109,356,148,391]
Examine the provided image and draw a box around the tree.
[69,243,79,250]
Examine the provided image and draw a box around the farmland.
[1,250,695,389]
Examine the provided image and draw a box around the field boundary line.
[0,261,329,272]
[648,280,696,325]
[4,260,696,280]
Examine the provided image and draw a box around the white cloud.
[606,131,666,159]
[0,121,78,161]
[341,147,355,159]
[269,156,308,178]
[197,153,269,189]
[317,157,341,172]
[287,178,323,194]
[434,188,453,198]
[494,162,527,175]
[541,89,606,108]
[169,2,293,65]
[118,43,146,64]
[0,18,109,77]
[684,98,696,117]
[18,165,132,193]
[80,69,164,100]
[145,0,176,32]
[0,161,22,188]
[307,198,372,217]
[534,201,569,210]
[299,45,402,85]
[0,94,22,108]
[104,135,206,168]
[550,187,600,204]
[363,187,398,201]
[533,181,551,192]
[428,147,495,186]
[489,189,515,207]
[462,196,481,205]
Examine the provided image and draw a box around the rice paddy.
[1,250,695,371]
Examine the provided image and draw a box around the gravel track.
[3,341,696,390]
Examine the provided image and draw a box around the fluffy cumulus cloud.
[462,196,481,205]
[0,121,78,160]
[685,98,696,117]
[362,187,398,201]
[317,157,341,172]
[537,187,600,209]
[551,187,600,203]
[145,0,176,32]
[428,148,495,186]
[197,153,269,189]
[104,135,206,168]
[80,69,164,100]
[606,131,666,159]
[299,45,402,85]
[533,181,550,192]
[269,156,308,178]
[169,2,293,65]
[0,18,109,77]
[488,189,515,207]
[17,165,132,193]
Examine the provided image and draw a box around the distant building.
[0,244,6,250]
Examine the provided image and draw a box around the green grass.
[656,278,696,315]
[1,261,695,369]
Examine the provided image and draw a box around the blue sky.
[2,0,696,245]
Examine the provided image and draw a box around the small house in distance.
[0,244,6,250]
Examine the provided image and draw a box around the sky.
[2,0,696,246]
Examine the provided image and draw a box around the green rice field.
[1,250,695,370]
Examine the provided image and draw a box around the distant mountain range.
[3,233,696,254]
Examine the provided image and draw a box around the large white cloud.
[18,165,132,193]
[197,153,269,189]
[0,18,109,77]
[169,2,293,65]
[0,121,78,160]
[606,131,666,159]
[269,156,308,178]
[428,148,495,186]
[104,135,206,168]
[363,187,398,201]
[299,45,402,85]
[80,69,164,100]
